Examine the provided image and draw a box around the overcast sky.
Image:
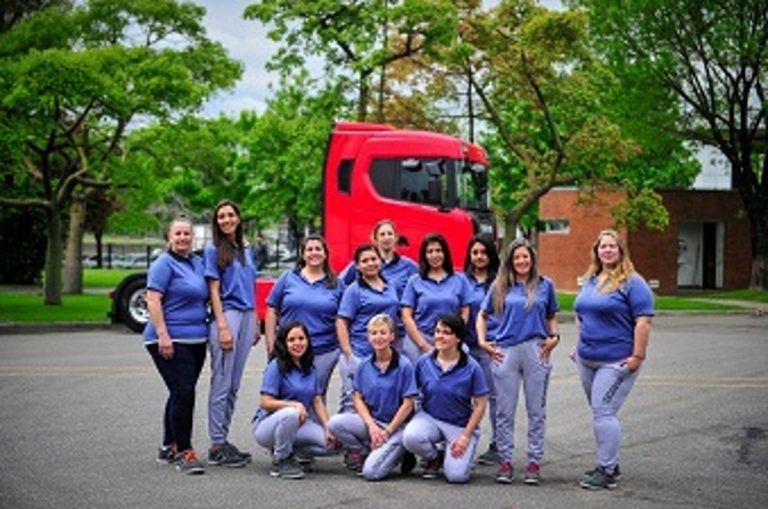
[194,0,564,117]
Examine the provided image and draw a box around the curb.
[0,322,131,335]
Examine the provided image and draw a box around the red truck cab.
[323,121,493,271]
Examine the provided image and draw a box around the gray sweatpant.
[328,413,407,480]
[470,346,497,445]
[492,340,552,464]
[337,353,362,414]
[252,407,328,460]
[402,410,480,484]
[208,309,255,444]
[314,348,340,400]
[575,353,639,471]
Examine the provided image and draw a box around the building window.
[540,219,570,234]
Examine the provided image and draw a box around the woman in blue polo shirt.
[204,200,258,468]
[144,215,209,475]
[459,234,501,466]
[401,233,472,365]
[329,314,418,480]
[266,235,345,398]
[252,322,335,479]
[477,238,559,485]
[403,313,488,483]
[574,229,653,490]
[336,244,401,413]
[340,219,418,299]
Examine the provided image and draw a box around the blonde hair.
[367,313,395,334]
[492,238,540,315]
[584,229,636,293]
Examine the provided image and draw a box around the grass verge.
[0,293,110,323]
[83,268,143,288]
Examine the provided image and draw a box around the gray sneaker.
[175,449,205,475]
[208,443,249,468]
[476,443,500,465]
[523,461,541,485]
[580,466,617,490]
[224,441,252,462]
[270,455,305,479]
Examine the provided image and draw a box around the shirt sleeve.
[480,284,495,314]
[266,271,289,309]
[146,255,172,294]
[545,278,560,314]
[400,360,419,398]
[339,261,357,286]
[627,275,655,318]
[401,275,418,308]
[471,361,490,396]
[458,274,473,306]
[337,284,359,320]
[203,244,221,280]
[259,360,281,397]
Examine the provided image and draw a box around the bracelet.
[383,425,392,436]
[548,333,560,341]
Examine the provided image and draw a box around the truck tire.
[117,276,149,333]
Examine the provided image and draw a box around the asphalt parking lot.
[0,314,766,509]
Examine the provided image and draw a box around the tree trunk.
[748,207,768,290]
[63,198,85,294]
[43,205,63,305]
[94,229,103,269]
[357,71,370,122]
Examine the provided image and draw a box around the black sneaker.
[580,466,617,490]
[583,464,621,481]
[476,443,500,465]
[208,443,249,468]
[495,461,514,484]
[296,453,315,472]
[157,446,175,464]
[421,451,444,479]
[175,449,205,475]
[270,455,305,479]
[400,451,417,475]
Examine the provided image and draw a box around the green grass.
[695,289,768,303]
[0,293,111,323]
[556,292,738,311]
[83,268,143,288]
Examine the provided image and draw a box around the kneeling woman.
[252,322,335,479]
[403,314,488,483]
[329,314,418,480]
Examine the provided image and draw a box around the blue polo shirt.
[575,274,654,362]
[415,352,489,428]
[338,279,401,357]
[203,244,258,311]
[255,358,320,421]
[460,272,500,348]
[341,253,418,298]
[480,277,559,348]
[267,270,345,354]
[143,251,209,344]
[354,350,418,424]
[401,273,472,343]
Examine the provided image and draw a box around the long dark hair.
[212,199,245,269]
[295,234,338,288]
[274,321,314,375]
[463,234,499,290]
[418,233,453,278]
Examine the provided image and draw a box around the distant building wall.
[539,188,751,295]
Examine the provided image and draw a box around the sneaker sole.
[579,480,617,490]
[422,473,440,479]
[495,477,514,484]
[523,477,540,485]
[177,466,205,475]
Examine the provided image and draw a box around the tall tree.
[0,0,241,303]
[574,0,768,288]
[243,0,458,121]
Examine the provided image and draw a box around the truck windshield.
[457,161,490,211]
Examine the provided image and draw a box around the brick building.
[538,188,752,295]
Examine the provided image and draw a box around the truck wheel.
[118,277,149,333]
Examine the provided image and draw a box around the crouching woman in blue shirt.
[328,314,418,480]
[144,215,209,475]
[574,229,654,490]
[252,322,336,479]
[403,313,488,483]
